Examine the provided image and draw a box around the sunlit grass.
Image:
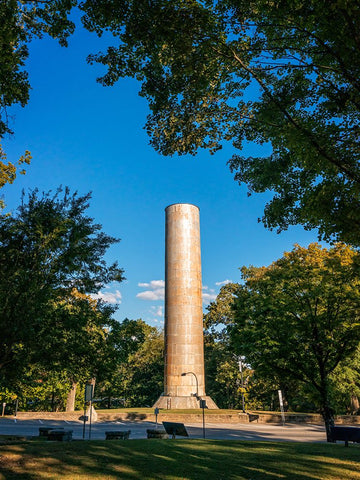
[0,440,359,480]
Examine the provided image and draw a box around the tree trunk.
[65,381,77,412]
[321,404,335,442]
[319,378,335,442]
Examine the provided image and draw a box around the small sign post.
[154,407,159,429]
[85,384,93,403]
[200,399,207,439]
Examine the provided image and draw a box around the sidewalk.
[7,410,360,425]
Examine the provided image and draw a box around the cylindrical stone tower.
[165,203,205,398]
[153,203,217,409]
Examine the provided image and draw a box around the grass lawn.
[0,440,359,480]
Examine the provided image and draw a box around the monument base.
[153,395,218,409]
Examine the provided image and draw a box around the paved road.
[0,418,326,442]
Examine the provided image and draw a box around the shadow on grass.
[0,440,359,480]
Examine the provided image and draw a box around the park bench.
[105,430,131,440]
[330,426,360,446]
[39,427,62,437]
[39,427,72,441]
[146,429,168,439]
[47,429,73,441]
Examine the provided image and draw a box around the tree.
[81,0,360,245]
[123,327,164,407]
[230,243,360,441]
[96,317,154,402]
[203,283,247,408]
[331,346,360,415]
[1,293,118,412]
[0,144,31,207]
[96,319,164,407]
[3,367,79,412]
[0,0,76,137]
[204,282,292,410]
[37,289,117,411]
[204,283,241,341]
[4,2,360,243]
[0,187,124,386]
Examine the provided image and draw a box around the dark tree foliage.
[82,0,360,245]
[36,291,116,381]
[3,1,360,244]
[0,0,76,137]
[96,319,164,408]
[203,283,245,408]
[124,327,164,407]
[230,243,360,441]
[97,317,154,386]
[0,187,124,384]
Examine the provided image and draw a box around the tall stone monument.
[153,204,218,409]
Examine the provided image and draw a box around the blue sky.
[2,21,322,327]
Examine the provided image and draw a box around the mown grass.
[0,440,359,480]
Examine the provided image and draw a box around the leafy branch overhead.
[2,1,360,244]
[0,144,31,193]
[0,0,76,137]
[82,0,360,245]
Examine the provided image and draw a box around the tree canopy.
[0,0,75,137]
[230,243,360,440]
[82,0,360,245]
[0,144,31,207]
[95,319,164,408]
[0,187,124,385]
[3,1,360,243]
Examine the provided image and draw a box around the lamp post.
[181,372,199,399]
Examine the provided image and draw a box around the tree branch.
[228,47,360,185]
